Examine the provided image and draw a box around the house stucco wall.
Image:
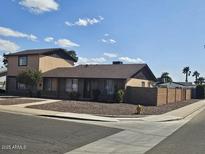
[125,78,153,88]
[7,55,39,76]
[39,54,74,73]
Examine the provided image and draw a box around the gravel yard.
[27,99,200,115]
[0,98,44,105]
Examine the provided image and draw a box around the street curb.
[117,100,205,122]
[0,106,119,122]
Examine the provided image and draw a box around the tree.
[183,67,191,82]
[198,77,205,85]
[17,69,42,96]
[3,53,8,68]
[158,72,173,83]
[192,71,200,84]
[68,50,78,62]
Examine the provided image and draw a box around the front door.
[83,80,91,98]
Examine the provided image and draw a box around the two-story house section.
[6,48,77,95]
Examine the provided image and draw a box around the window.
[44,78,52,91]
[18,56,28,66]
[17,83,27,90]
[65,79,72,92]
[65,79,78,92]
[106,80,115,95]
[141,81,145,87]
[72,79,78,92]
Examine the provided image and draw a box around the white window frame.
[65,79,78,92]
[106,80,115,95]
[18,56,28,66]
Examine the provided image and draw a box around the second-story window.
[18,56,28,66]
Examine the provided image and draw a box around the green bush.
[196,85,205,99]
[115,89,124,103]
[69,91,80,100]
[92,89,101,100]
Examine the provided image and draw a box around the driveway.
[0,112,121,154]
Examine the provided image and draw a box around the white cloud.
[19,0,59,14]
[101,39,107,43]
[101,38,116,44]
[109,39,116,44]
[77,57,106,65]
[0,26,37,41]
[119,57,145,63]
[103,52,118,58]
[65,21,73,26]
[104,33,109,37]
[0,39,20,53]
[44,36,54,42]
[55,39,79,48]
[65,16,104,27]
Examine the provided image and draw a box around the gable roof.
[43,64,157,80]
[5,48,78,62]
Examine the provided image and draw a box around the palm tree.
[159,72,173,83]
[198,77,205,85]
[192,71,200,84]
[183,67,191,82]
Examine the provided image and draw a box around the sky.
[1,0,205,82]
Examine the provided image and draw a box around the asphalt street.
[146,109,205,154]
[0,112,121,154]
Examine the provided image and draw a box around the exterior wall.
[157,88,167,106]
[6,77,16,92]
[125,78,153,88]
[39,54,74,73]
[125,87,192,106]
[125,87,158,106]
[7,55,39,76]
[167,88,176,103]
[176,89,182,102]
[186,89,191,100]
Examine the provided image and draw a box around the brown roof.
[43,64,156,80]
[5,48,78,62]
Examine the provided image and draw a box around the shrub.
[17,69,42,97]
[115,89,124,103]
[196,85,205,99]
[92,89,101,100]
[69,91,80,100]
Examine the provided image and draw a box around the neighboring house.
[6,48,157,101]
[155,82,187,88]
[175,82,196,88]
[0,67,7,90]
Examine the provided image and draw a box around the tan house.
[6,48,157,101]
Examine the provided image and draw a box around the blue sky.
[1,0,205,82]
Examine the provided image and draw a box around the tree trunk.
[186,74,188,82]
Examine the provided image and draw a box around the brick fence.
[125,87,191,106]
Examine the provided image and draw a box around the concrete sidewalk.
[118,99,205,122]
